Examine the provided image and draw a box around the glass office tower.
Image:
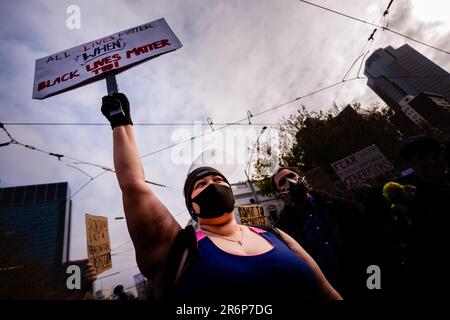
[0,182,71,269]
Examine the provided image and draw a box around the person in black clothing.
[400,135,450,298]
[113,285,136,300]
[444,138,450,181]
[271,167,392,300]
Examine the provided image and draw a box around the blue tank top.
[173,227,322,303]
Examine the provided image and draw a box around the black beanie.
[183,166,230,221]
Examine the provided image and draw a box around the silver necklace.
[202,226,244,246]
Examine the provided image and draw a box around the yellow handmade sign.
[85,214,112,274]
[238,205,268,226]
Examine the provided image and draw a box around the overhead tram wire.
[0,123,174,191]
[2,69,441,230]
[2,72,448,129]
[3,72,449,194]
[140,77,363,159]
[355,1,394,79]
[334,1,393,103]
[2,72,449,166]
[110,208,188,253]
[1,122,284,126]
[298,0,450,55]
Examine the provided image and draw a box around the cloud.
[1,0,450,295]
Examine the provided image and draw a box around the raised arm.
[102,93,181,279]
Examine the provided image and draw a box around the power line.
[109,207,188,253]
[0,122,282,126]
[254,78,363,118]
[111,247,135,256]
[334,0,392,103]
[0,123,172,189]
[138,77,365,159]
[1,2,448,191]
[139,79,351,158]
[3,73,450,129]
[0,75,388,230]
[140,69,448,160]
[25,169,110,231]
[95,265,139,281]
[298,0,450,55]
[0,122,184,231]
[67,170,109,201]
[111,239,133,252]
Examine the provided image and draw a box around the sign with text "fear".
[85,214,112,275]
[331,144,394,188]
[33,18,182,99]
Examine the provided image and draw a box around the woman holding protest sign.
[100,93,342,304]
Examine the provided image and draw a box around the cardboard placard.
[85,214,112,274]
[33,18,182,99]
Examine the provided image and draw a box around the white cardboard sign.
[331,144,394,188]
[33,18,182,99]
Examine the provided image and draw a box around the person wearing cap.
[112,285,135,300]
[399,135,450,298]
[445,139,450,181]
[100,93,342,304]
[381,182,414,288]
[400,134,448,186]
[271,167,393,300]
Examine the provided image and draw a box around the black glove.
[101,93,133,129]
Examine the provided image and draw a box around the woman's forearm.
[113,125,145,191]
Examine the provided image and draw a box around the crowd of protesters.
[68,89,448,303]
[273,134,450,300]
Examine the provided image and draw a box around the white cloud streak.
[1,0,449,294]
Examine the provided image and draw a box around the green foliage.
[254,102,409,195]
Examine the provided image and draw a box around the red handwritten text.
[37,70,80,92]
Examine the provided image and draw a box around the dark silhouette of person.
[272,167,393,300]
[400,135,450,298]
[113,285,133,300]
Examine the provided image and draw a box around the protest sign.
[331,145,394,188]
[33,18,182,99]
[85,214,112,274]
[238,205,268,225]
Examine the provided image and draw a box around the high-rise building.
[364,44,450,105]
[0,182,71,269]
[364,44,450,135]
[407,92,450,134]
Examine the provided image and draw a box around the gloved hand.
[101,93,133,129]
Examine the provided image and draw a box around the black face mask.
[279,177,310,204]
[192,183,235,219]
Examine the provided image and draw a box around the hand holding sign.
[101,93,133,129]
[66,258,98,292]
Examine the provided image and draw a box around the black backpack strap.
[160,225,198,301]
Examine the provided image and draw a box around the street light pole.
[245,126,267,204]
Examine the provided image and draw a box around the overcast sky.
[1,0,449,295]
